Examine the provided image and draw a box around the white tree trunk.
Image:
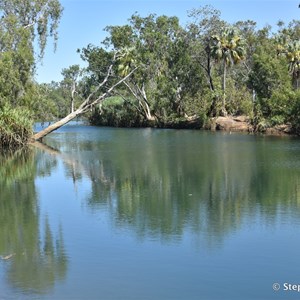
[31,66,137,141]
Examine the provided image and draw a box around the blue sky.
[35,0,300,83]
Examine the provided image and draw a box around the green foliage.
[267,88,295,124]
[290,91,300,134]
[33,82,66,120]
[85,9,300,130]
[116,47,137,77]
[3,1,300,137]
[0,104,33,149]
[0,0,63,58]
[248,39,292,121]
[89,97,146,127]
[277,34,300,89]
[211,27,246,65]
[0,0,63,147]
[225,81,253,116]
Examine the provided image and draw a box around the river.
[0,123,300,299]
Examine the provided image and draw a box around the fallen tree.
[31,60,137,141]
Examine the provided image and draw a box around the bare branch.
[32,65,138,141]
[81,67,138,113]
[78,63,114,110]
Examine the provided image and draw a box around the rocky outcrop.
[210,116,253,133]
[264,124,293,136]
[210,116,294,136]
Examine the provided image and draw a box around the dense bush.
[286,91,300,134]
[0,104,33,149]
[89,97,147,127]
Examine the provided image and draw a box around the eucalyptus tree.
[233,20,257,99]
[0,0,63,121]
[247,27,292,126]
[116,46,155,122]
[61,64,82,113]
[35,81,67,120]
[0,0,62,56]
[103,13,193,124]
[32,52,137,141]
[187,6,227,116]
[210,27,246,116]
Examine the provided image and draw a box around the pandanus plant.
[210,27,246,116]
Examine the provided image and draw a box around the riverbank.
[91,114,295,137]
[209,116,294,136]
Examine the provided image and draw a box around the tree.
[278,40,300,89]
[210,27,246,116]
[116,46,137,77]
[0,0,63,58]
[187,6,227,116]
[104,14,191,124]
[248,28,292,125]
[31,53,137,141]
[34,81,68,120]
[0,0,63,107]
[61,65,82,113]
[0,0,63,148]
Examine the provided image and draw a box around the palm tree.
[278,40,300,89]
[116,46,137,77]
[210,27,246,116]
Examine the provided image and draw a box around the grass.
[0,104,33,149]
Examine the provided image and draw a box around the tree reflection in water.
[45,130,300,248]
[0,148,67,295]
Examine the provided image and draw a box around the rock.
[233,116,249,123]
[212,116,252,133]
[210,115,295,136]
[265,124,293,136]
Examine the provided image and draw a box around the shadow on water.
[0,148,68,296]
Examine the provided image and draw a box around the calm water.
[1,124,300,300]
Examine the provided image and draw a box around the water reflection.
[44,129,300,246]
[0,149,67,295]
[2,128,300,299]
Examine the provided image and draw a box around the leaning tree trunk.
[31,110,81,141]
[31,66,137,141]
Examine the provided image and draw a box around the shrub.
[89,97,146,127]
[0,104,33,149]
[289,91,300,134]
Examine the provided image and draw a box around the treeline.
[41,6,300,133]
[2,3,300,149]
